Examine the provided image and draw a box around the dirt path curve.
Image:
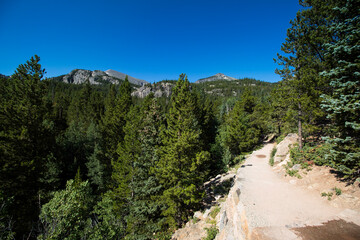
[238,143,360,240]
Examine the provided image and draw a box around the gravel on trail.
[238,143,360,240]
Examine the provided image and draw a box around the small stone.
[193,211,203,220]
[292,164,301,171]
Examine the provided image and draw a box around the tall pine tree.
[156,74,210,227]
[0,55,54,238]
[126,94,165,239]
[320,0,360,178]
[275,0,335,148]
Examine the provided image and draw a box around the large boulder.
[274,133,298,164]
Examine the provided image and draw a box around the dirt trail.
[239,143,360,240]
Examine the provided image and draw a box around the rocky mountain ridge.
[61,69,148,86]
[195,73,237,83]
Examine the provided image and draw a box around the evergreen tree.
[0,55,54,238]
[126,94,165,239]
[111,105,141,215]
[270,82,296,135]
[224,92,261,155]
[102,77,132,174]
[320,0,360,177]
[275,0,335,148]
[156,74,210,227]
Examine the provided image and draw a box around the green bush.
[290,143,332,167]
[269,147,277,166]
[209,206,220,219]
[204,226,219,240]
[233,154,245,165]
[334,187,342,196]
[321,191,334,201]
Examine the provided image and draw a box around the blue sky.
[0,0,301,83]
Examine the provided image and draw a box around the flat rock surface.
[239,143,360,240]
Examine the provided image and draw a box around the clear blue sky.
[0,0,301,83]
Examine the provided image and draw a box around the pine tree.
[156,74,210,227]
[320,0,360,177]
[111,105,141,214]
[225,91,261,155]
[0,55,53,237]
[102,77,132,166]
[126,94,165,239]
[275,0,335,148]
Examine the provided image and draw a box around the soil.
[240,143,360,240]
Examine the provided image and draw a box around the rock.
[219,211,228,231]
[274,133,298,163]
[105,69,148,86]
[220,174,236,183]
[193,211,203,220]
[264,133,276,143]
[278,153,291,166]
[195,73,237,83]
[216,181,247,240]
[203,208,211,219]
[62,69,148,86]
[132,82,174,98]
[292,164,301,171]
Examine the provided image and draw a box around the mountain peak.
[60,69,149,86]
[105,69,148,86]
[195,73,237,83]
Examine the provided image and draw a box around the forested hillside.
[0,0,359,239]
[0,57,272,239]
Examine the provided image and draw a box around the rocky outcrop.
[131,82,174,98]
[61,69,148,86]
[274,133,298,165]
[215,171,249,240]
[195,73,237,83]
[105,69,148,86]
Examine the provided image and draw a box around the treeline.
[273,0,359,178]
[0,57,271,239]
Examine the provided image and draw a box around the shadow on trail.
[201,173,236,211]
[292,219,360,240]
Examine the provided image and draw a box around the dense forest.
[0,0,359,239]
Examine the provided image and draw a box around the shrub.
[269,147,277,166]
[334,187,342,196]
[204,226,219,240]
[290,143,332,167]
[209,206,221,219]
[321,191,334,200]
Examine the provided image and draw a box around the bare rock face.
[62,69,117,85]
[274,133,299,164]
[105,69,148,86]
[196,73,237,83]
[131,82,174,98]
[215,174,248,240]
[62,69,149,86]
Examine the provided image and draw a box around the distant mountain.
[105,70,148,86]
[60,69,149,86]
[195,73,237,83]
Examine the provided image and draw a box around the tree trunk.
[298,102,303,150]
